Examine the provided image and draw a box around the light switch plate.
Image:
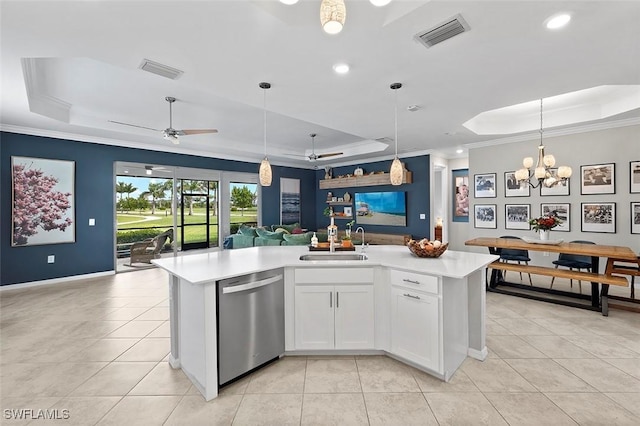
[47,255,55,264]
[89,218,96,226]
[420,213,426,219]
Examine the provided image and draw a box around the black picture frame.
[541,203,570,232]
[581,163,615,195]
[581,202,616,233]
[505,204,530,230]
[632,202,640,234]
[540,169,570,196]
[631,161,640,194]
[474,173,496,198]
[504,171,529,197]
[474,204,497,229]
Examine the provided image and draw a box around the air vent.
[414,14,470,49]
[138,59,184,80]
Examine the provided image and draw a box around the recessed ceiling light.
[456,148,464,154]
[333,63,350,74]
[370,0,392,6]
[545,13,571,29]
[279,0,299,5]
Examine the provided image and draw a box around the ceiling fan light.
[320,0,346,34]
[259,158,272,186]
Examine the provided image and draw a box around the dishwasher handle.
[222,274,283,294]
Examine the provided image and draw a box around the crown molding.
[21,58,72,123]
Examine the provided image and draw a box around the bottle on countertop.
[327,217,337,243]
[311,232,318,248]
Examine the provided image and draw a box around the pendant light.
[259,82,272,187]
[320,0,346,35]
[389,82,403,186]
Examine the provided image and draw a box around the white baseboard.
[0,270,115,291]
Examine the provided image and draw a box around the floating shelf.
[330,215,353,220]
[319,171,412,189]
[326,201,352,206]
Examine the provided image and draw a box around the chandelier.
[514,99,572,188]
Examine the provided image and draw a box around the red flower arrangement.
[528,215,562,231]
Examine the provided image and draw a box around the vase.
[539,230,549,241]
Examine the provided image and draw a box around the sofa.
[224,223,314,249]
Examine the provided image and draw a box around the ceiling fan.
[109,97,218,144]
[304,133,343,161]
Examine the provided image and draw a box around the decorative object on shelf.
[354,167,364,176]
[515,99,572,189]
[323,206,333,217]
[324,166,332,179]
[474,173,496,198]
[345,219,355,239]
[407,239,448,258]
[326,191,333,202]
[343,206,352,217]
[581,202,616,233]
[528,214,562,240]
[258,82,272,186]
[580,163,615,195]
[327,216,338,242]
[389,82,404,185]
[343,192,351,202]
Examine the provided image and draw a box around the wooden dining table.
[465,237,637,316]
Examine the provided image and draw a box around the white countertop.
[152,246,498,284]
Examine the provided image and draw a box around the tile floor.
[1,268,639,425]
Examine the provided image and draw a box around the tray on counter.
[308,245,356,252]
[522,237,564,245]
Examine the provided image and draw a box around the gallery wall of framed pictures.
[471,159,639,235]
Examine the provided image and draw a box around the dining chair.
[549,240,595,294]
[499,236,533,285]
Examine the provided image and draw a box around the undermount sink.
[299,254,368,261]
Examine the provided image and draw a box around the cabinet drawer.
[295,268,374,284]
[389,269,439,294]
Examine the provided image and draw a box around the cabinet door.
[334,285,375,349]
[390,286,440,371]
[295,285,334,350]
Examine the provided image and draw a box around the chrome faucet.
[355,227,366,252]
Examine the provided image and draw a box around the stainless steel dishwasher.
[217,268,285,386]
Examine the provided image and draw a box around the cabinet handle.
[403,293,421,300]
[330,292,332,308]
[403,279,421,285]
[336,292,339,308]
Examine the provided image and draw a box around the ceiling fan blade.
[108,120,160,132]
[317,152,343,159]
[177,129,218,136]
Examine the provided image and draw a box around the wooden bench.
[489,261,628,287]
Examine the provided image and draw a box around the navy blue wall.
[315,155,431,239]
[1,132,316,285]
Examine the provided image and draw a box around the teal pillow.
[238,225,258,237]
[282,232,312,245]
[255,228,286,240]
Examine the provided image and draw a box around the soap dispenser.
[311,232,318,248]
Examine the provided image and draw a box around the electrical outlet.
[47,255,55,264]
[420,213,426,220]
[89,218,96,226]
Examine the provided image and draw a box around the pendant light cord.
[394,87,398,157]
[263,88,267,157]
[539,98,543,146]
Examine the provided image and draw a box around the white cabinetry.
[390,286,440,371]
[389,269,442,373]
[294,268,375,350]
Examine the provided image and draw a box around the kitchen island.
[153,245,498,401]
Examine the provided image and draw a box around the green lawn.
[116,207,258,248]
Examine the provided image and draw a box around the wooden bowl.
[407,240,448,258]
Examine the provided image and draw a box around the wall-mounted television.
[355,191,407,226]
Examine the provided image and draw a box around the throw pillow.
[273,227,291,234]
[283,232,312,245]
[238,224,258,237]
[255,228,286,240]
